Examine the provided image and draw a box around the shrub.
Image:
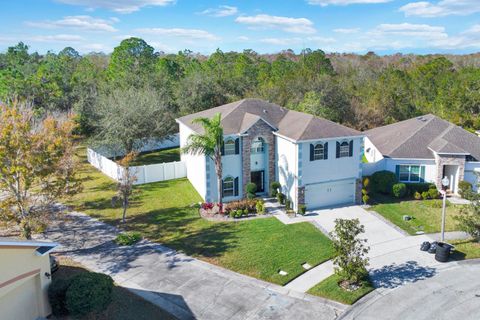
[428,187,439,199]
[277,192,285,205]
[201,202,215,210]
[255,200,265,215]
[405,183,435,195]
[285,199,291,211]
[115,232,142,246]
[270,181,281,197]
[392,183,407,198]
[459,180,473,198]
[65,272,114,316]
[48,278,72,316]
[414,191,422,200]
[371,171,397,194]
[229,210,236,218]
[363,177,370,190]
[299,204,306,215]
[421,191,429,200]
[246,183,257,199]
[225,199,256,213]
[362,188,368,196]
[362,194,370,205]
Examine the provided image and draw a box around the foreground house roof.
[365,114,480,160]
[176,99,360,142]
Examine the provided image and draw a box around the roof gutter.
[273,132,365,144]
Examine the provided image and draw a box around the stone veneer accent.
[241,120,276,196]
[355,178,363,204]
[434,154,465,191]
[297,186,305,207]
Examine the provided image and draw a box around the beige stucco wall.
[0,247,52,319]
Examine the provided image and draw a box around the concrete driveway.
[279,205,450,292]
[37,211,344,320]
[341,260,480,320]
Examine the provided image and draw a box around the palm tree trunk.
[214,152,223,211]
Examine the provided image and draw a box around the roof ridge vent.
[416,116,427,122]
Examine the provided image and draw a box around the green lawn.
[370,199,463,235]
[68,146,334,285]
[451,239,480,260]
[130,147,180,166]
[307,275,374,305]
[52,256,175,320]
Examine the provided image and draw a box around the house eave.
[273,132,365,144]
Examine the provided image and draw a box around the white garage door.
[305,179,355,209]
[0,275,40,320]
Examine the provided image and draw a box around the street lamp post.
[440,176,450,243]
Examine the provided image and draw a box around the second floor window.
[339,141,351,158]
[314,143,324,160]
[224,139,236,155]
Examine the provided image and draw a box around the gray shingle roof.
[177,99,360,141]
[365,114,480,160]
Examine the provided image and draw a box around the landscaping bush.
[285,199,291,211]
[229,210,236,218]
[115,231,142,246]
[256,200,265,215]
[246,182,257,199]
[277,192,285,205]
[459,180,473,199]
[428,187,439,199]
[421,191,429,200]
[270,181,281,197]
[362,194,370,205]
[225,199,256,213]
[405,183,435,195]
[363,177,370,190]
[392,183,407,198]
[299,204,306,215]
[371,171,397,194]
[48,278,72,316]
[414,191,422,200]
[65,272,114,316]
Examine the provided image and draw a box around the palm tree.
[183,113,224,207]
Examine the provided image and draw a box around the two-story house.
[176,99,364,211]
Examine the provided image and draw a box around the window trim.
[339,141,350,158]
[222,176,234,197]
[313,143,325,160]
[398,164,422,183]
[251,137,265,154]
[224,139,236,155]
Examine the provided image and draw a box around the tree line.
[2,38,480,148]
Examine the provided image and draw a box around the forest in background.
[1,37,480,139]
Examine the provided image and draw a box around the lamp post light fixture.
[440,176,450,242]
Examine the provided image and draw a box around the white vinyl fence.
[87,148,187,185]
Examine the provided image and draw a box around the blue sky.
[1,0,480,55]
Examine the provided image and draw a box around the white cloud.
[333,28,360,34]
[199,5,238,17]
[29,34,84,43]
[135,28,220,41]
[235,14,316,34]
[55,0,175,14]
[238,36,249,41]
[400,0,480,17]
[260,36,335,46]
[26,15,118,32]
[370,23,447,40]
[308,0,391,6]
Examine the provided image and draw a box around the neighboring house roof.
[0,237,58,256]
[365,114,480,160]
[176,99,360,141]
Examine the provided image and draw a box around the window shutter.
[220,141,225,156]
[395,165,400,180]
[310,144,314,161]
[336,142,340,158]
[221,179,224,199]
[235,138,240,154]
[324,142,328,160]
[234,177,239,196]
[420,166,425,182]
[349,140,353,157]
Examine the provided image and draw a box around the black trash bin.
[435,242,452,262]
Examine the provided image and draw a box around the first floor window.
[398,165,422,182]
[222,177,234,197]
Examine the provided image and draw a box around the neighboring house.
[0,238,58,320]
[365,114,480,194]
[177,99,364,211]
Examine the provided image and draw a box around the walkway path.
[268,204,458,293]
[37,211,345,320]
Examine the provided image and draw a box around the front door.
[251,170,264,193]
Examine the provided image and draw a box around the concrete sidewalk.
[37,211,345,320]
